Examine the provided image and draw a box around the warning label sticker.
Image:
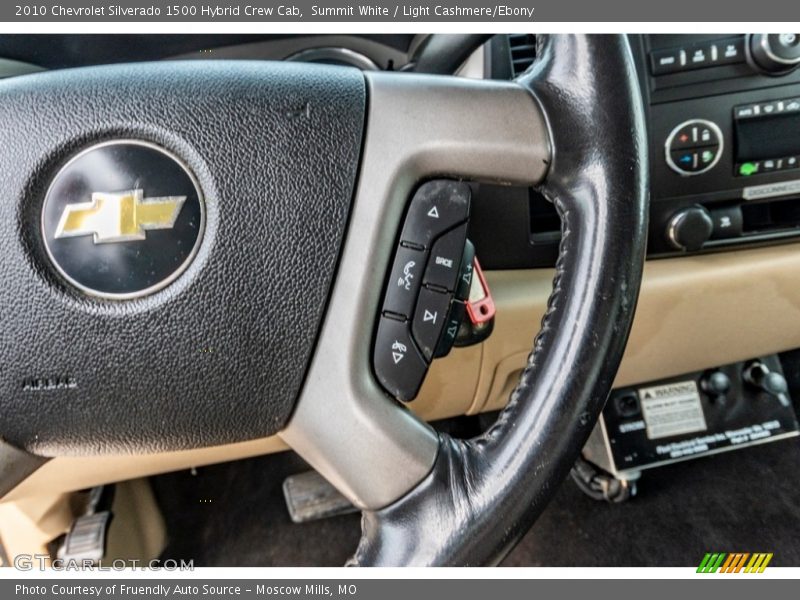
[638,380,707,440]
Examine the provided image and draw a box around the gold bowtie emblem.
[55,189,186,244]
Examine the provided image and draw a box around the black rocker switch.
[434,240,475,359]
[701,370,731,402]
[743,361,792,408]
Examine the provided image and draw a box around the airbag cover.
[0,61,365,455]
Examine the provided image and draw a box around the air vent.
[509,34,537,76]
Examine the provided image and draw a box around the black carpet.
[151,435,800,567]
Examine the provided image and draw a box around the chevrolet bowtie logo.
[55,189,186,244]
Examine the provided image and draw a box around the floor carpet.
[151,433,800,567]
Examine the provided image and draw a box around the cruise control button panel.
[373,179,475,402]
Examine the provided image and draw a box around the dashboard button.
[737,161,760,177]
[373,316,428,402]
[650,48,685,75]
[670,149,700,172]
[667,205,713,251]
[762,158,779,172]
[401,180,470,249]
[382,244,425,318]
[699,147,719,167]
[761,102,779,116]
[665,119,723,176]
[718,37,745,64]
[423,223,468,292]
[710,206,743,240]
[671,123,718,149]
[689,45,710,67]
[670,125,695,149]
[412,287,452,361]
[735,104,760,119]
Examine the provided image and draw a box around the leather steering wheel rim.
[349,34,648,566]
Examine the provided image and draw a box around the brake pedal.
[282,471,358,523]
[57,485,114,564]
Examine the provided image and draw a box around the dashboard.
[6,33,800,270]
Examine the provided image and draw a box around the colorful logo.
[697,552,773,573]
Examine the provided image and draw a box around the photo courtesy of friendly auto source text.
[0,0,799,595]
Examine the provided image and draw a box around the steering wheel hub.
[0,61,365,456]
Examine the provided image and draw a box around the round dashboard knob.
[749,34,800,74]
[666,205,713,252]
[665,119,723,176]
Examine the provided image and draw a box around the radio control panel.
[645,34,800,256]
[464,34,800,270]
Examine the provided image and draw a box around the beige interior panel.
[414,344,483,420]
[104,479,166,564]
[0,480,166,564]
[5,243,800,501]
[479,243,800,412]
[0,493,74,564]
[4,436,287,502]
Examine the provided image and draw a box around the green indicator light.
[739,162,758,176]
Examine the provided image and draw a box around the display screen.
[735,112,800,162]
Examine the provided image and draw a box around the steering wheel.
[0,34,646,566]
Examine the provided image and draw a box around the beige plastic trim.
[0,493,74,565]
[3,436,287,502]
[0,479,166,565]
[478,243,800,412]
[104,480,166,565]
[5,243,800,502]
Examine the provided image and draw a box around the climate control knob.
[665,119,723,176]
[749,34,800,74]
[666,205,713,252]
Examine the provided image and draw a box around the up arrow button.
[400,179,470,249]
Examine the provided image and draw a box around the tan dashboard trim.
[3,436,288,502]
[4,243,800,501]
[478,243,800,412]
